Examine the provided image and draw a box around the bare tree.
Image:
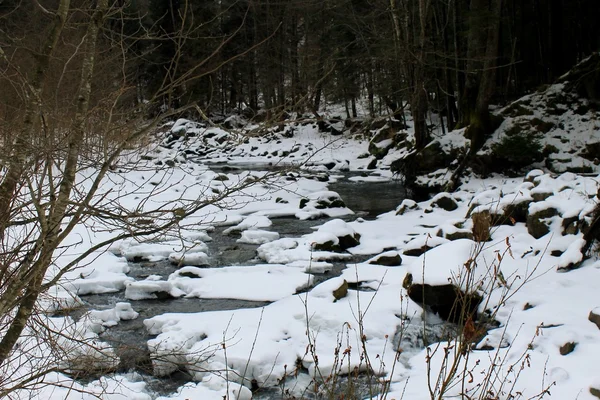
[0,0,274,395]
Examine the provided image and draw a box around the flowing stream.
[74,170,407,397]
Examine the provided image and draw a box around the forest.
[1,0,600,399]
[1,0,598,148]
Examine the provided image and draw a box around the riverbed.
[74,169,407,398]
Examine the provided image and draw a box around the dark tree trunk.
[411,86,429,149]
[459,0,502,147]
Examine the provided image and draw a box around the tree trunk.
[460,0,502,148]
[0,0,107,368]
[0,0,71,242]
[411,86,429,149]
[447,0,502,191]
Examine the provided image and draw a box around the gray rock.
[369,251,402,266]
[503,199,531,223]
[403,245,433,257]
[368,127,396,159]
[527,207,559,239]
[531,191,552,202]
[431,194,458,211]
[402,273,482,324]
[445,230,474,241]
[338,233,361,250]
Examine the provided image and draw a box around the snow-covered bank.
[6,112,600,400]
[138,169,600,400]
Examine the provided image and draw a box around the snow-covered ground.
[6,117,600,400]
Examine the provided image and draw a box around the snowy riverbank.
[9,120,600,400]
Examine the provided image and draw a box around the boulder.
[367,158,378,169]
[445,229,474,241]
[299,192,345,210]
[117,346,153,374]
[333,280,349,301]
[175,267,203,279]
[393,321,456,350]
[503,199,531,223]
[559,52,600,101]
[396,199,419,215]
[313,240,339,252]
[527,207,559,239]
[531,191,553,202]
[559,342,577,355]
[391,141,452,177]
[402,235,448,257]
[368,251,402,266]
[431,193,458,211]
[403,273,482,324]
[589,308,600,330]
[368,127,397,159]
[562,215,580,235]
[467,204,506,226]
[312,219,361,252]
[125,280,185,301]
[403,245,434,257]
[524,169,545,183]
[581,142,600,161]
[338,232,361,249]
[169,251,210,267]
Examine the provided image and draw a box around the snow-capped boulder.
[589,308,600,330]
[430,192,459,211]
[527,205,559,239]
[368,251,402,266]
[169,251,210,267]
[402,272,482,324]
[125,278,185,300]
[311,219,360,252]
[396,199,419,215]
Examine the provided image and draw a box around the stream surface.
[76,169,407,397]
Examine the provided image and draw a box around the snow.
[222,215,272,235]
[9,112,600,400]
[168,250,210,266]
[316,218,357,238]
[125,278,185,300]
[257,236,352,264]
[236,229,279,244]
[84,302,139,331]
[169,264,312,301]
[155,382,251,400]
